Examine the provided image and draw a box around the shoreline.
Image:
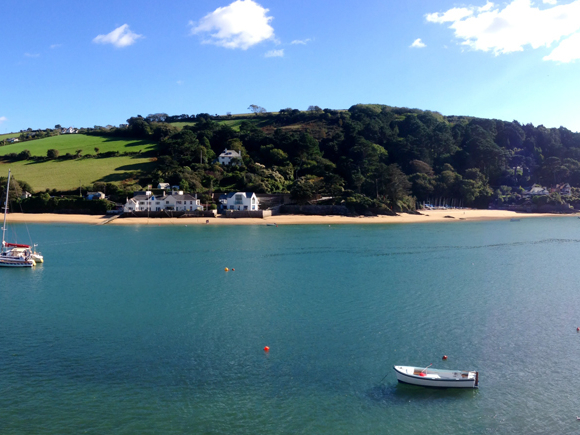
[5,210,576,226]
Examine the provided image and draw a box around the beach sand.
[4,210,573,226]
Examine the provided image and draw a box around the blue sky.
[2,0,580,134]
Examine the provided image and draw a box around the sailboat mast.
[2,169,11,248]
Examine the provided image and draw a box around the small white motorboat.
[393,365,479,388]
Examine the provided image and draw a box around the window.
[166,201,169,204]
[176,201,181,204]
[156,202,160,205]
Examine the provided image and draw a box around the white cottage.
[218,149,242,166]
[123,190,202,212]
[219,192,260,211]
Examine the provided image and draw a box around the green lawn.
[0,133,20,140]
[0,134,157,157]
[0,156,158,191]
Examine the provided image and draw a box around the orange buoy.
[232,268,235,271]
[442,355,448,360]
[264,346,270,352]
[225,267,229,272]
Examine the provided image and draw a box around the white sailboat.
[0,170,37,268]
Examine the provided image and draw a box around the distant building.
[523,185,549,197]
[61,127,78,134]
[6,138,19,143]
[157,183,170,190]
[553,183,571,196]
[21,191,32,199]
[218,149,242,166]
[123,190,202,212]
[86,191,105,200]
[219,192,259,211]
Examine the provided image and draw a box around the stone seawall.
[280,205,351,216]
[222,210,272,218]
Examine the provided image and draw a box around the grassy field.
[0,133,20,140]
[0,155,157,191]
[0,134,157,157]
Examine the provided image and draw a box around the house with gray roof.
[219,192,259,211]
[218,148,242,166]
[123,190,202,212]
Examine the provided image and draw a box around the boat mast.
[2,169,10,248]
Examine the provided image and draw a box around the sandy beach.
[4,209,574,226]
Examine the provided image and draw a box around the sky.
[2,0,580,134]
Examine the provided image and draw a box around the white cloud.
[543,0,557,4]
[0,116,6,125]
[411,38,426,48]
[190,0,275,50]
[50,44,62,49]
[93,24,143,48]
[543,31,580,61]
[24,53,40,58]
[265,49,284,57]
[427,0,580,62]
[291,38,311,45]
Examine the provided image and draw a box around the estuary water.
[2,217,580,434]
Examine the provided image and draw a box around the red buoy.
[264,346,270,352]
[577,327,579,332]
[442,355,448,360]
[232,268,235,271]
[419,372,426,377]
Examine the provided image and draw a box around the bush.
[17,150,31,160]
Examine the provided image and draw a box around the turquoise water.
[2,218,580,434]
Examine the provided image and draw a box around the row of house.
[123,190,202,212]
[121,188,261,213]
[61,127,78,134]
[523,183,571,197]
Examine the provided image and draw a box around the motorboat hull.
[393,365,478,389]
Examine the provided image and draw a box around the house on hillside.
[21,191,32,199]
[523,185,550,197]
[218,149,242,166]
[6,138,19,143]
[157,182,170,190]
[553,183,571,196]
[86,191,105,200]
[61,127,78,134]
[219,192,259,211]
[123,190,202,212]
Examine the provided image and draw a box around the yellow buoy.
[225,267,229,272]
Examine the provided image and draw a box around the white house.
[61,127,78,134]
[123,190,202,212]
[219,192,260,211]
[157,183,170,190]
[218,149,242,166]
[6,138,19,143]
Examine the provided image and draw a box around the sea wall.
[280,205,351,216]
[222,210,272,218]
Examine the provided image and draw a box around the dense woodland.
[7,104,580,213]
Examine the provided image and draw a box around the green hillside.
[170,117,273,132]
[0,134,157,157]
[0,133,19,140]
[0,155,157,191]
